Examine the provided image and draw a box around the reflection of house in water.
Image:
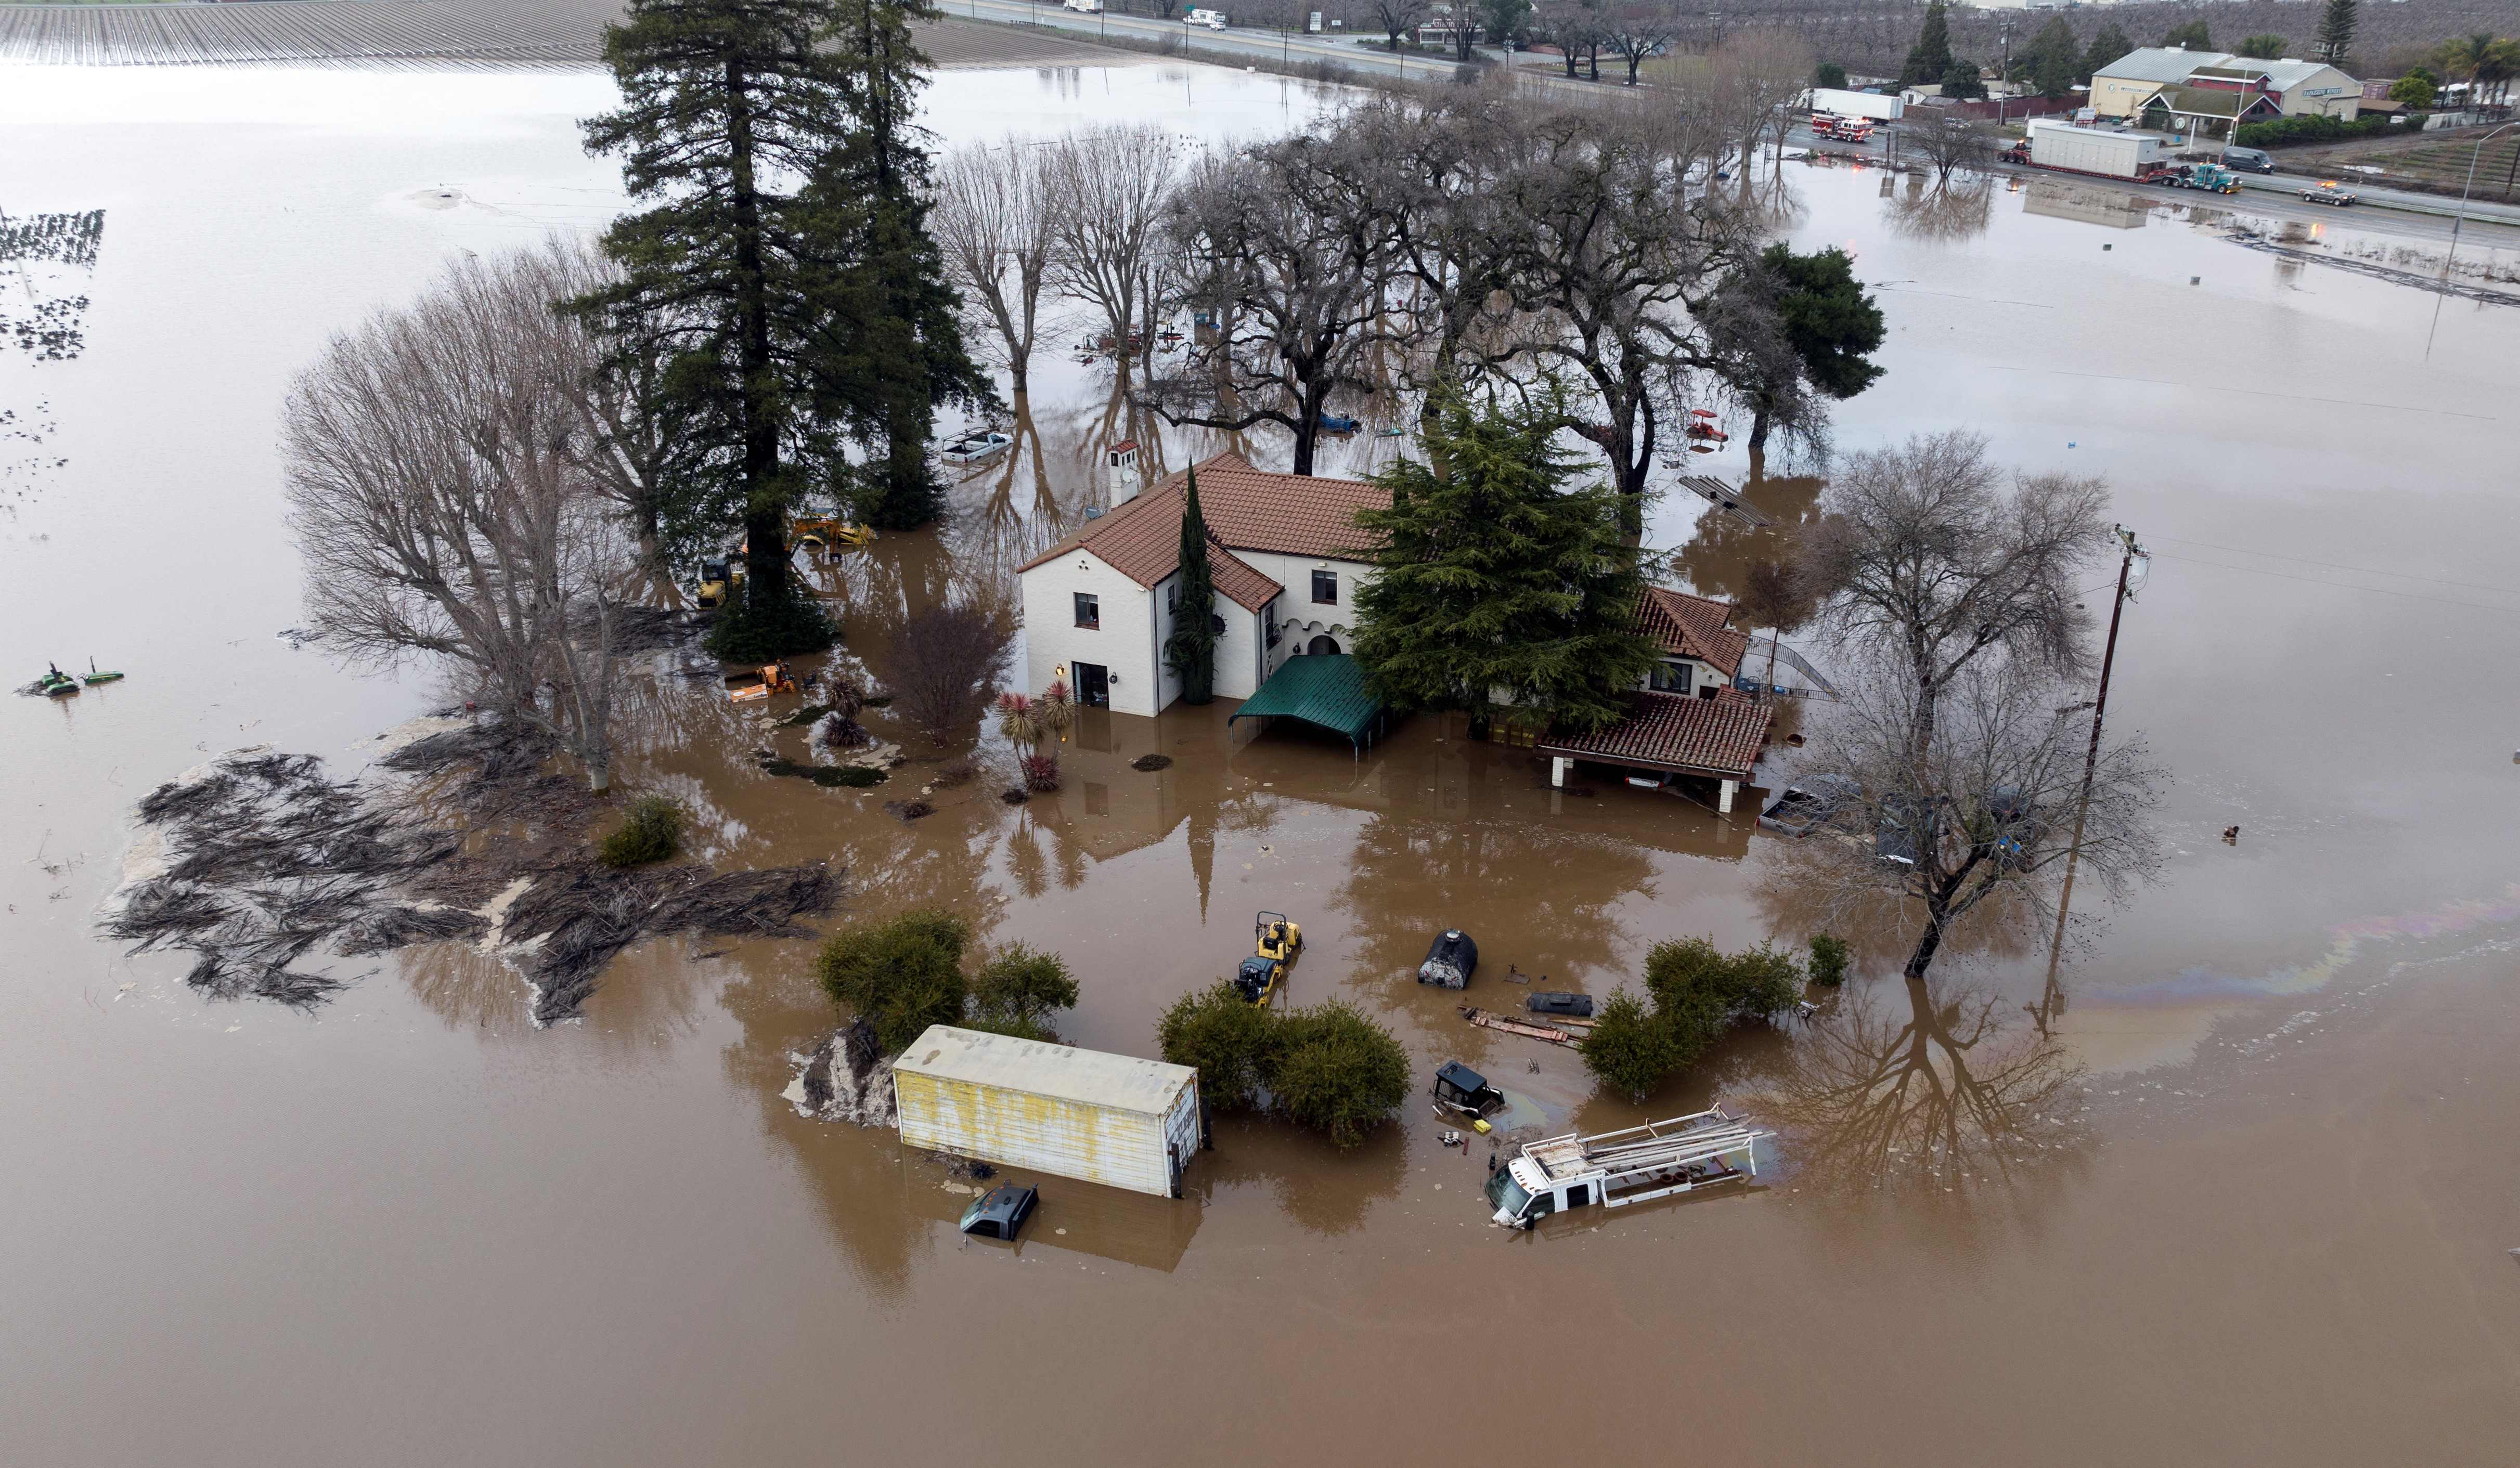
[2021,182,2148,230]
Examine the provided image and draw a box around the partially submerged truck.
[1485,1108,1766,1229]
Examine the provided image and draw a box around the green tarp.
[1227,654,1387,748]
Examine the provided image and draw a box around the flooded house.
[1017,452,1386,717]
[1536,589,1774,812]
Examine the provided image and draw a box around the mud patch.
[785,1019,896,1127]
[102,720,840,1022]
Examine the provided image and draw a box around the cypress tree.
[1901,0,1954,89]
[1164,468,1219,705]
[2312,0,2357,67]
[2080,22,2133,85]
[824,0,988,531]
[2026,16,2080,100]
[1349,388,1658,736]
[575,0,859,660]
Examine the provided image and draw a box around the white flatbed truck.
[1485,1107,1766,1229]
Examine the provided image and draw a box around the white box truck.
[1064,0,1102,11]
[1810,86,1903,123]
[1485,1107,1767,1229]
[894,1025,1205,1199]
[2025,121,2170,181]
[1185,7,1227,28]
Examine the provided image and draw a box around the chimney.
[1106,441,1143,504]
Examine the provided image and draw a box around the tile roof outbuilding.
[1639,587,1751,678]
[1537,687,1773,782]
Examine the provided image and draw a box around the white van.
[1185,7,1227,28]
[1063,0,1102,12]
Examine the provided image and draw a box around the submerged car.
[939,431,1013,465]
[1758,775,1858,837]
[958,1183,1038,1241]
[1526,991,1594,1019]
[1416,928,1479,989]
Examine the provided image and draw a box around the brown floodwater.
[7,61,2520,1466]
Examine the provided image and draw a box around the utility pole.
[2037,522,2146,1034]
[1998,24,2010,129]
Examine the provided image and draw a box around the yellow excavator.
[792,516,874,558]
[1232,911,1304,1007]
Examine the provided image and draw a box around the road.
[945,0,1473,81]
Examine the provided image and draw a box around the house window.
[1312,569,1338,605]
[1074,592,1099,630]
[1264,597,1281,648]
[1650,660,1692,694]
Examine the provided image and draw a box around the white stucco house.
[1017,452,1387,718]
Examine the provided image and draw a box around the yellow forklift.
[695,554,743,609]
[1232,911,1304,1007]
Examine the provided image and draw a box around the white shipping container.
[1811,87,1903,122]
[894,1026,1204,1199]
[2027,123,2164,179]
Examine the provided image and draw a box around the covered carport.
[1226,653,1391,755]
[1535,688,1773,813]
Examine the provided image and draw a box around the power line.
[2150,534,2520,601]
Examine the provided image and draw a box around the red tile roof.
[1018,453,1387,613]
[1640,587,1751,678]
[1536,687,1772,781]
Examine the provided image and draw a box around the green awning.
[1227,654,1387,748]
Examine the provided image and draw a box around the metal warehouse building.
[893,1025,1205,1199]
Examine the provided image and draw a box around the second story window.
[1074,592,1100,630]
[1312,569,1338,605]
[1264,597,1282,648]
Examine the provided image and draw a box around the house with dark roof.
[1017,453,1386,717]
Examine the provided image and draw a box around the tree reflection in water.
[1757,975,2094,1207]
[1885,175,1996,241]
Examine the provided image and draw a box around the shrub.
[1020,752,1062,792]
[1586,938,1811,1098]
[932,754,980,788]
[817,712,873,750]
[1808,933,1851,986]
[875,604,1014,744]
[815,908,973,1054]
[971,942,1080,1038]
[1037,680,1077,733]
[1269,1001,1410,1149]
[597,795,683,868]
[2233,112,2395,149]
[822,671,865,720]
[1156,982,1281,1110]
[995,692,1040,746]
[1579,989,1684,1101]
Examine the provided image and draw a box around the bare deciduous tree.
[1489,103,1763,515]
[1599,1,1678,85]
[1898,110,1999,188]
[1370,0,1434,50]
[874,602,1016,745]
[933,140,1061,396]
[1773,657,2165,981]
[1045,124,1186,376]
[1156,134,1402,475]
[1799,431,2109,753]
[285,249,640,791]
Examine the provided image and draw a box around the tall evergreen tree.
[1350,389,1659,736]
[2080,22,2133,84]
[576,0,862,659]
[1164,467,1219,705]
[1727,244,1886,453]
[2026,16,2080,99]
[1900,0,1954,89]
[2312,0,2357,67]
[825,0,987,531]
[2161,19,2212,51]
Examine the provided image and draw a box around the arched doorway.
[1307,634,1340,656]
